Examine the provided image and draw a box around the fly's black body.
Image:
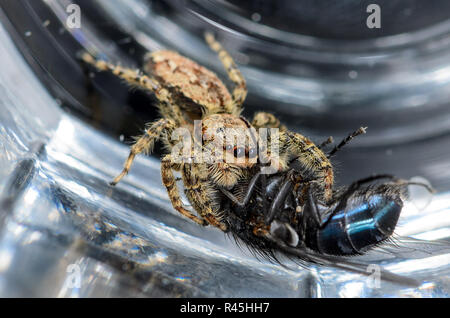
[222,171,404,254]
[220,168,431,285]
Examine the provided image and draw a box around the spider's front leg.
[111,118,176,185]
[183,163,228,231]
[161,155,209,227]
[283,130,334,202]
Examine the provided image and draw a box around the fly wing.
[266,234,420,287]
[366,235,450,260]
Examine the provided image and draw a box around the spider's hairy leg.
[111,118,176,186]
[186,184,228,231]
[283,131,334,202]
[187,184,227,232]
[204,32,247,112]
[81,52,174,107]
[183,164,228,231]
[251,112,286,130]
[161,155,208,227]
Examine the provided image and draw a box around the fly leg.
[220,170,264,208]
[317,136,334,150]
[265,170,295,224]
[327,127,367,158]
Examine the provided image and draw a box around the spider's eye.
[248,147,257,158]
[234,147,245,157]
[225,144,233,152]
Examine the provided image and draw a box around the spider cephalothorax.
[82,33,334,232]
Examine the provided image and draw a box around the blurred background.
[0,0,449,297]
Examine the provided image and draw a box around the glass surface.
[0,0,449,297]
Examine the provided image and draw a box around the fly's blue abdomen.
[310,194,403,255]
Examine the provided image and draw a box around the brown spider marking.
[145,50,232,121]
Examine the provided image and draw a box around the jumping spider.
[82,33,335,233]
